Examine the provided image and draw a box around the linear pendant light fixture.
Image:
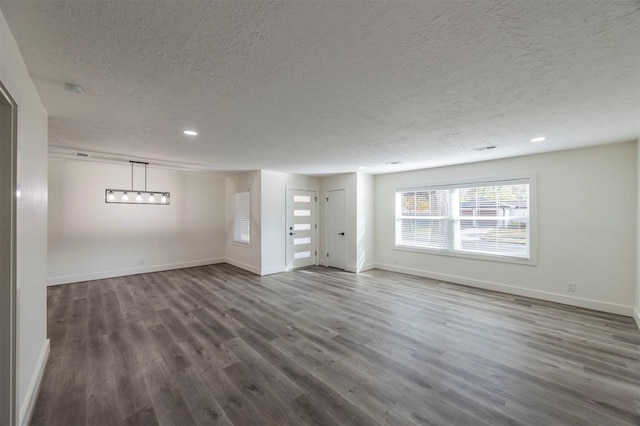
[105,161,170,205]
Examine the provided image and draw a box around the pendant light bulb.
[122,192,129,202]
[161,194,168,204]
[148,193,155,203]
[136,192,142,202]
[108,191,115,201]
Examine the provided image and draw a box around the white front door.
[286,189,317,270]
[326,189,346,270]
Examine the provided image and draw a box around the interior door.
[286,189,317,269]
[326,189,346,270]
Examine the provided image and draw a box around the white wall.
[357,172,375,272]
[261,170,319,274]
[319,173,357,270]
[48,159,226,284]
[1,8,49,424]
[225,171,261,274]
[636,139,640,327]
[375,142,637,316]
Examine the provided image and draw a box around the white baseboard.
[345,263,376,273]
[47,258,225,286]
[634,308,640,329]
[375,263,635,317]
[357,263,376,273]
[260,265,286,276]
[224,258,261,275]
[20,339,49,426]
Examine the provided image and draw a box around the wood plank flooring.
[31,264,640,425]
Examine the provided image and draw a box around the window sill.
[232,241,251,248]
[393,244,537,266]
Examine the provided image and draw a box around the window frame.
[232,191,251,246]
[394,174,537,266]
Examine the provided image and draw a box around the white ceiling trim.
[48,146,241,176]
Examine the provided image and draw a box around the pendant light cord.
[129,160,150,191]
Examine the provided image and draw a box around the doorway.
[0,81,18,426]
[326,189,346,270]
[286,189,317,269]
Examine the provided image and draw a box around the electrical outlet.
[567,282,576,292]
[139,258,144,265]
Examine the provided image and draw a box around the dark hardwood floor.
[31,264,640,425]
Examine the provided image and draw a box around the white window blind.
[233,191,250,244]
[396,179,530,259]
[397,189,449,250]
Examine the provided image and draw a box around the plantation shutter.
[233,191,250,244]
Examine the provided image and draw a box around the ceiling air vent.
[472,145,497,152]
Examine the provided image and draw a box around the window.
[396,178,531,261]
[233,191,250,244]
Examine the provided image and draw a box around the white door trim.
[0,80,18,426]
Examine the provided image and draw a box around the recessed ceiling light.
[530,137,546,142]
[184,130,198,136]
[386,161,402,165]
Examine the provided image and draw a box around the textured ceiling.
[1,0,639,175]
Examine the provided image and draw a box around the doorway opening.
[0,81,18,425]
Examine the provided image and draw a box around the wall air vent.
[74,152,89,157]
[472,145,497,152]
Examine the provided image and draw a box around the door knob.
[338,232,345,236]
[290,232,296,236]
